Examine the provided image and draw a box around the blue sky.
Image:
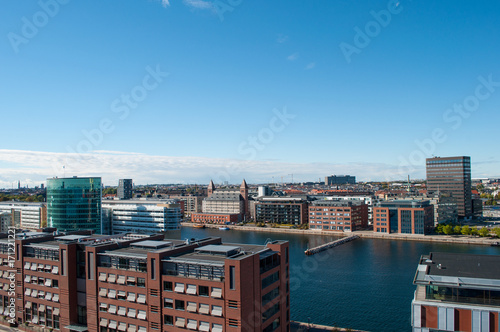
[1,0,499,187]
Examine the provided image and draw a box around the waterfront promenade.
[182,222,499,246]
[291,321,366,332]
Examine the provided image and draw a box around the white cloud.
[182,0,213,10]
[161,0,170,7]
[287,53,299,61]
[305,62,316,70]
[276,34,289,44]
[0,149,415,188]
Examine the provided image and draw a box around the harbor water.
[181,227,500,332]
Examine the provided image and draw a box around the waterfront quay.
[182,222,499,246]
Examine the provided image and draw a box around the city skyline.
[1,1,499,187]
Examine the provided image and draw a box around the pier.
[304,235,359,255]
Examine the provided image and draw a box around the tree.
[435,224,444,234]
[453,225,462,235]
[461,225,471,236]
[443,224,453,235]
[471,226,479,236]
[493,227,500,238]
[478,227,490,237]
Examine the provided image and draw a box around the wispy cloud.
[182,0,213,10]
[276,34,289,44]
[287,53,299,61]
[161,0,170,7]
[305,62,316,70]
[0,149,421,188]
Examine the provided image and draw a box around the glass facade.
[47,177,102,234]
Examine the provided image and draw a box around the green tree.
[461,225,471,236]
[471,226,479,236]
[435,224,444,234]
[443,224,453,235]
[493,227,500,238]
[453,225,462,234]
[478,227,490,237]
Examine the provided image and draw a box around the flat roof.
[414,252,500,290]
[425,252,500,279]
[195,244,241,254]
[131,240,172,249]
[55,235,92,241]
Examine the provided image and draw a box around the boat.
[491,242,500,247]
[218,227,230,230]
[193,224,205,229]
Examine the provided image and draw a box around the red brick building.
[191,213,240,225]
[0,230,290,332]
[308,200,368,232]
[373,200,434,234]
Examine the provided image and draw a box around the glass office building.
[47,177,102,234]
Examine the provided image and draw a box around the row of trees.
[0,193,45,202]
[435,223,500,237]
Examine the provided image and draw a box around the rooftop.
[414,252,500,290]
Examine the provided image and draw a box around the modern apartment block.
[0,202,47,230]
[117,179,133,200]
[426,156,472,219]
[0,229,290,332]
[324,175,356,185]
[101,200,181,234]
[373,200,434,235]
[411,252,500,332]
[309,200,368,232]
[253,197,308,225]
[322,195,377,223]
[47,177,102,234]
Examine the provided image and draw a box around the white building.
[102,200,181,235]
[0,202,46,230]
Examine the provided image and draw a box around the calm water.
[181,227,500,332]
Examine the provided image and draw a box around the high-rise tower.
[426,156,472,219]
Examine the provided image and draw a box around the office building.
[0,229,290,332]
[309,200,368,232]
[324,175,356,186]
[426,156,472,219]
[253,197,308,225]
[47,177,102,234]
[101,200,181,235]
[117,179,133,200]
[373,200,434,235]
[411,252,500,332]
[0,202,47,230]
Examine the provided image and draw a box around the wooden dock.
[304,235,359,255]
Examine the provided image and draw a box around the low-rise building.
[191,213,240,224]
[373,200,434,235]
[411,252,500,332]
[309,200,368,232]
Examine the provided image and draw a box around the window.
[163,281,172,291]
[229,266,235,290]
[211,287,222,298]
[164,315,173,325]
[186,284,197,295]
[211,305,222,317]
[137,277,146,288]
[174,282,184,293]
[199,285,209,296]
[163,298,173,309]
[175,299,185,311]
